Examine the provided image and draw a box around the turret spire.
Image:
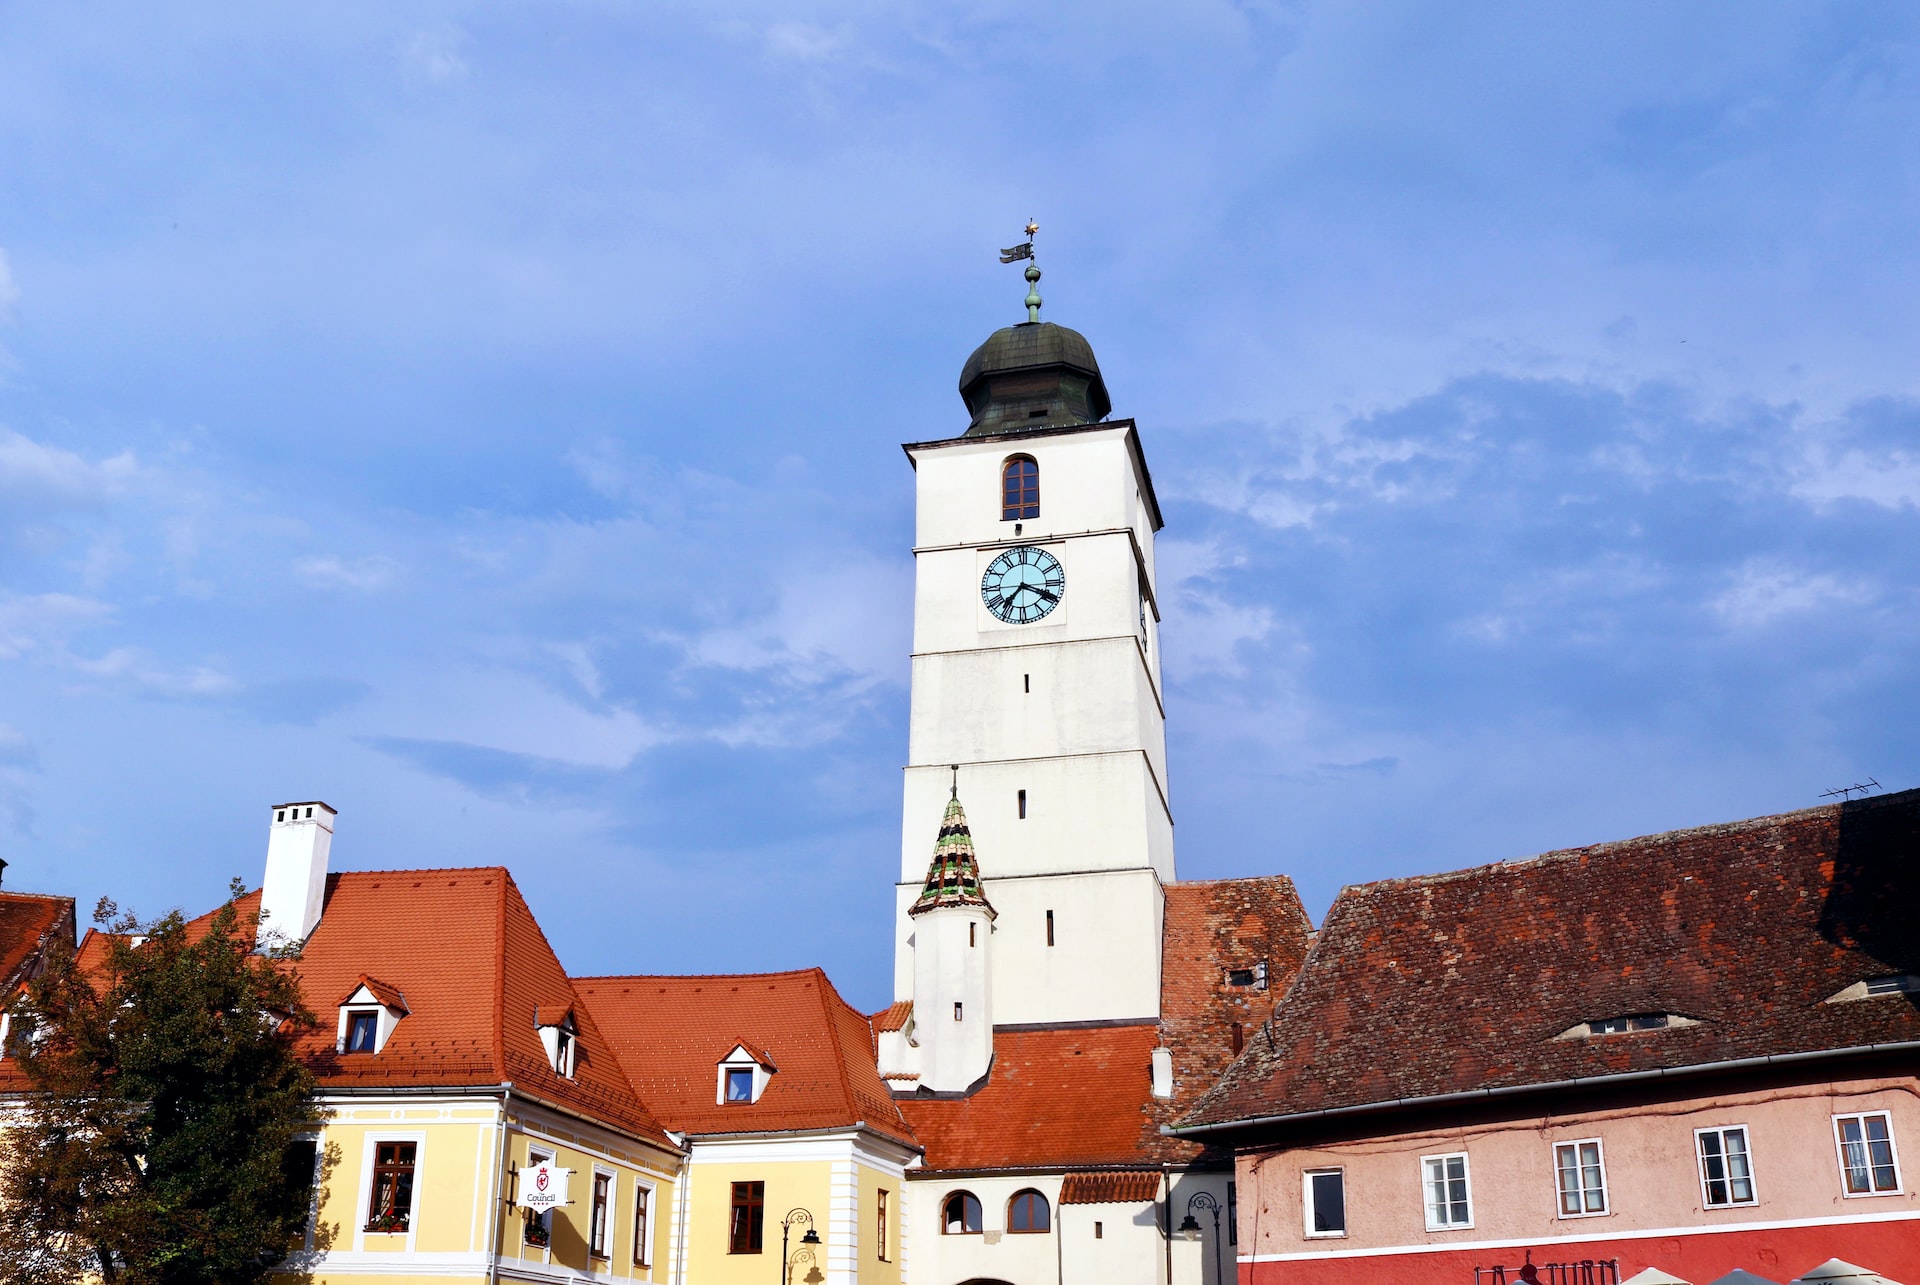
[910,791,996,919]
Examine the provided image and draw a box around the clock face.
[981,546,1065,624]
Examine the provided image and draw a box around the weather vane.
[999,220,1043,322]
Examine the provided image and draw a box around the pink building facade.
[1173,791,1920,1285]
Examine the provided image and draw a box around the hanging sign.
[517,1160,569,1211]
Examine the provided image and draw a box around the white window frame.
[1694,1125,1759,1208]
[1301,1167,1346,1239]
[1420,1152,1474,1231]
[714,1045,773,1104]
[633,1178,655,1268]
[1553,1138,1609,1218]
[588,1165,616,1260]
[1833,1111,1904,1197]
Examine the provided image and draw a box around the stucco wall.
[1234,1074,1920,1284]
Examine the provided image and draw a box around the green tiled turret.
[909,794,997,919]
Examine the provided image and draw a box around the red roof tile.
[1059,1170,1162,1204]
[341,974,408,1011]
[872,999,912,1034]
[897,1025,1162,1171]
[577,968,916,1147]
[1184,790,1920,1131]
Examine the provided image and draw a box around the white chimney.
[256,801,335,952]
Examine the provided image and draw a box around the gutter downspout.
[670,1131,692,1285]
[487,1083,513,1285]
[1056,1199,1065,1285]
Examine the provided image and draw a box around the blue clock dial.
[982,546,1065,624]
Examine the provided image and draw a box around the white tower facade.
[894,320,1171,1030]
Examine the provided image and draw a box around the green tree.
[0,882,326,1285]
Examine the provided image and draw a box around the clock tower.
[890,292,1172,1075]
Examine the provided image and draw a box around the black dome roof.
[957,322,1112,436]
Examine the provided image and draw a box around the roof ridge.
[577,967,829,984]
[811,967,865,1127]
[491,869,508,1082]
[0,890,77,904]
[1325,790,1908,905]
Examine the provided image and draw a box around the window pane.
[1724,1129,1754,1202]
[1309,1171,1345,1233]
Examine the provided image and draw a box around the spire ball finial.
[1024,264,1042,322]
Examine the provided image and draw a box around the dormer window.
[336,976,408,1055]
[1557,1012,1698,1039]
[1829,974,1920,1002]
[716,1042,776,1105]
[536,1009,579,1078]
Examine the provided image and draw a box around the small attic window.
[1226,962,1268,990]
[716,1043,775,1105]
[336,978,408,1056]
[1828,974,1920,1003]
[535,1010,579,1078]
[1559,1012,1698,1039]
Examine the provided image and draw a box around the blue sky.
[2,3,1916,1010]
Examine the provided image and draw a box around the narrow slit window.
[1046,909,1054,946]
[1002,456,1039,521]
[1024,673,1030,693]
[1018,789,1027,819]
[953,1002,963,1022]
[968,921,977,947]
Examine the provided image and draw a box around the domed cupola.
[959,225,1112,436]
[958,322,1112,436]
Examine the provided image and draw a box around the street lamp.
[1187,1191,1222,1285]
[780,1208,820,1285]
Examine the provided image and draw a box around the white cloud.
[1794,448,1920,511]
[295,554,400,592]
[363,664,661,770]
[0,592,114,660]
[0,428,137,508]
[0,249,18,320]
[402,26,470,85]
[1713,562,1875,628]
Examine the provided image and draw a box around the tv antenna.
[1819,777,1880,801]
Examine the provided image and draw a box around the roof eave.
[1169,1038,1920,1139]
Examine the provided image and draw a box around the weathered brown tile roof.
[910,794,995,918]
[1181,789,1920,1132]
[1149,876,1314,1162]
[576,967,916,1147]
[1059,1170,1162,1204]
[0,891,75,994]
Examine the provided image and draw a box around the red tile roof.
[0,891,75,994]
[897,1024,1163,1171]
[263,870,670,1146]
[1059,1170,1162,1204]
[342,974,408,1011]
[897,875,1314,1173]
[577,967,916,1147]
[872,999,911,1034]
[1183,790,1920,1132]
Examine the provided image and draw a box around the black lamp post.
[780,1208,819,1285]
[1187,1191,1223,1285]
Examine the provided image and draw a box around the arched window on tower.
[1002,455,1039,521]
[1008,1189,1051,1233]
[941,1191,983,1235]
